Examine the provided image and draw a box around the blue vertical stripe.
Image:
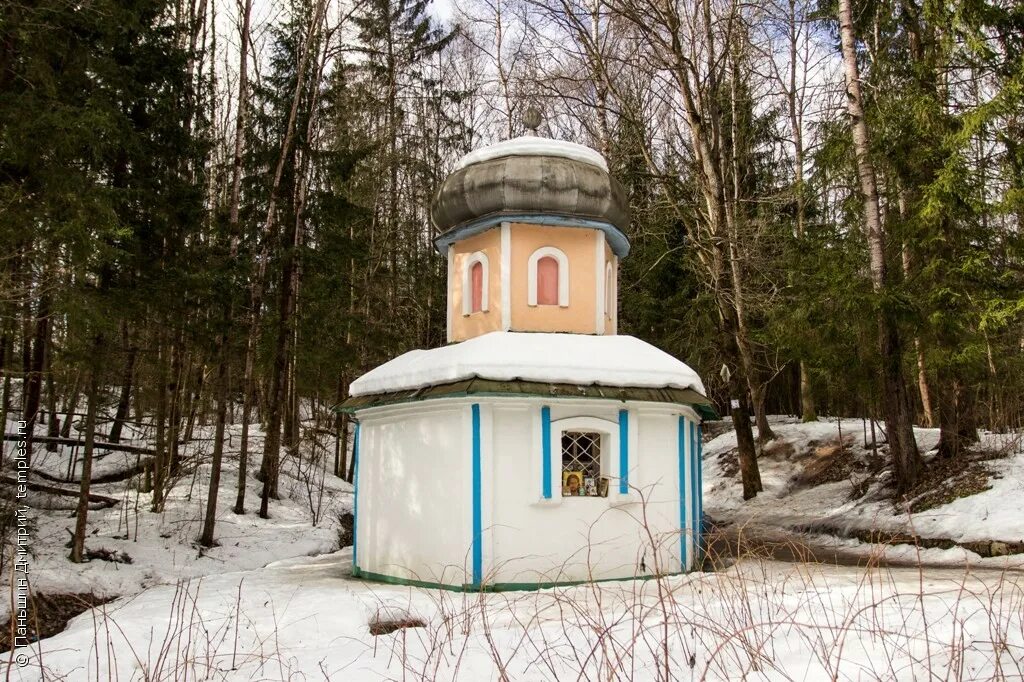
[696,422,704,564]
[690,420,699,566]
[352,422,360,571]
[541,406,552,499]
[618,409,629,494]
[471,404,482,586]
[677,415,687,570]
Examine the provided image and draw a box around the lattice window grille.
[561,431,602,479]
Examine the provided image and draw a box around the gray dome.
[431,138,631,255]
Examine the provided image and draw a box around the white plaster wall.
[637,410,693,574]
[488,399,695,585]
[355,397,699,588]
[356,403,471,586]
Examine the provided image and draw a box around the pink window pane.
[470,261,484,313]
[537,257,559,305]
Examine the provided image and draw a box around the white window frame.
[605,262,615,320]
[527,246,570,307]
[462,251,490,316]
[551,416,617,497]
[607,256,619,333]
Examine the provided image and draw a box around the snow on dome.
[349,331,705,397]
[453,136,608,173]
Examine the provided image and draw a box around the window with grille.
[561,431,607,497]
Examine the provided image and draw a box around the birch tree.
[837,0,921,490]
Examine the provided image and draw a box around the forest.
[1,0,1022,558]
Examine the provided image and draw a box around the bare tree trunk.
[954,381,979,447]
[167,331,185,478]
[70,338,102,563]
[726,57,774,444]
[257,0,328,518]
[235,373,252,513]
[260,250,296,517]
[19,245,32,417]
[897,187,935,428]
[59,372,81,439]
[151,337,169,511]
[722,300,764,498]
[492,0,514,138]
[108,321,137,443]
[936,377,980,458]
[22,287,50,466]
[283,353,296,453]
[913,338,934,426]
[183,359,204,443]
[838,0,921,491]
[45,342,59,450]
[346,435,357,482]
[602,0,762,497]
[228,0,253,515]
[784,0,816,422]
[591,0,610,156]
[334,376,347,478]
[798,365,815,422]
[681,0,763,497]
[1,333,11,420]
[200,342,228,546]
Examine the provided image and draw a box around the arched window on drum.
[462,252,489,315]
[527,247,569,307]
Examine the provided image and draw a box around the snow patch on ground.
[703,417,1024,554]
[5,413,1024,679]
[3,417,351,621]
[6,551,1023,681]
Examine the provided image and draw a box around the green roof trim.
[338,378,718,421]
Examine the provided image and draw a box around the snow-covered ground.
[5,413,1024,680]
[704,416,1024,564]
[6,549,1023,680]
[2,415,350,621]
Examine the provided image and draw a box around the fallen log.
[33,457,148,485]
[3,433,154,456]
[1,476,120,508]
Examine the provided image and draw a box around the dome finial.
[522,105,542,135]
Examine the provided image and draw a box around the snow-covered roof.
[453,136,608,172]
[349,332,705,398]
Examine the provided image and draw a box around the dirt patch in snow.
[0,592,114,653]
[902,453,998,513]
[714,431,1001,514]
[717,449,740,479]
[765,434,882,492]
[762,439,797,460]
[797,438,859,486]
[369,615,426,636]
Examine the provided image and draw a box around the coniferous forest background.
[1,0,1022,552]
